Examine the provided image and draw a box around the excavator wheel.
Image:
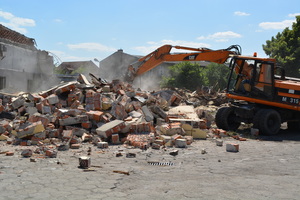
[215,106,240,131]
[253,109,281,135]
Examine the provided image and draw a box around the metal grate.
[147,161,174,166]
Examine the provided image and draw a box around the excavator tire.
[215,107,227,129]
[215,106,240,131]
[253,109,281,135]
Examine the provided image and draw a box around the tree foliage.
[161,62,230,91]
[263,16,300,77]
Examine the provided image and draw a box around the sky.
[0,0,299,66]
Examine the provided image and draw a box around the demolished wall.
[0,25,55,93]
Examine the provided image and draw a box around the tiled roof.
[56,61,99,74]
[0,24,35,46]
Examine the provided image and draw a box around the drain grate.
[147,161,174,166]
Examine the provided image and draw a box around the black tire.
[253,109,281,135]
[215,106,240,131]
[215,107,227,129]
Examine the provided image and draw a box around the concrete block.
[28,114,50,127]
[54,82,76,95]
[226,143,239,152]
[17,121,45,139]
[141,106,154,122]
[59,115,89,126]
[46,94,59,105]
[21,149,33,157]
[11,96,25,109]
[175,138,187,148]
[216,139,223,146]
[25,107,38,116]
[152,142,161,149]
[96,120,125,138]
[65,126,86,137]
[97,141,108,149]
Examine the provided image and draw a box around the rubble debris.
[0,73,247,165]
[216,139,223,146]
[21,149,33,157]
[169,149,179,156]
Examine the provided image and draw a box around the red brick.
[111,134,119,144]
[81,121,92,129]
[6,152,14,156]
[70,144,80,149]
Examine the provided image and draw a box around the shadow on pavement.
[257,128,300,142]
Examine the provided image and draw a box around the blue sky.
[0,0,299,66]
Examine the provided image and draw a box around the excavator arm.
[125,44,241,82]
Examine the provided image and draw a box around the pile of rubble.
[0,73,229,158]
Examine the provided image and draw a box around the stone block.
[216,139,223,146]
[96,120,125,138]
[97,141,108,149]
[79,156,91,169]
[21,149,33,157]
[226,143,239,152]
[11,96,25,109]
[141,106,154,122]
[59,115,89,126]
[46,94,59,105]
[175,138,187,148]
[17,121,45,139]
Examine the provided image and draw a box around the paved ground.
[0,128,300,200]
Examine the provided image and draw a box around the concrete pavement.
[0,129,300,200]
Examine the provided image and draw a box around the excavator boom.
[125,44,241,82]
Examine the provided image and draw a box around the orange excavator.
[125,44,300,135]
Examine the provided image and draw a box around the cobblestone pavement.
[0,129,300,200]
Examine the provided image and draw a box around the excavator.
[125,44,300,135]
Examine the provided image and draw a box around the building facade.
[0,24,54,93]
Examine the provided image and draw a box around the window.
[0,76,6,90]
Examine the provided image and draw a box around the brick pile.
[0,73,224,158]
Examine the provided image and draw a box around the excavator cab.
[227,56,276,101]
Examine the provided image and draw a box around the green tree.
[161,62,230,91]
[203,63,230,91]
[161,62,205,91]
[263,16,300,77]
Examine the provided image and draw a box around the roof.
[56,60,99,74]
[0,24,35,46]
